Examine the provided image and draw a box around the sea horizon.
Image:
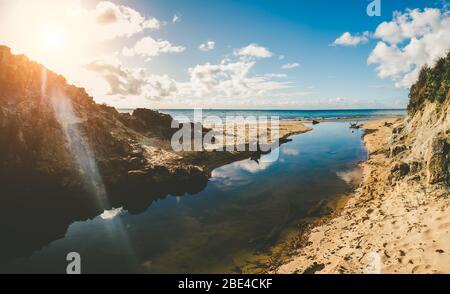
[118,108,407,121]
[119,107,407,111]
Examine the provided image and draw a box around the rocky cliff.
[0,45,211,262]
[389,52,450,186]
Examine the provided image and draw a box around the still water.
[10,121,367,273]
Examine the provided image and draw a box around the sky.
[0,0,449,109]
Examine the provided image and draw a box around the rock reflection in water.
[3,122,367,274]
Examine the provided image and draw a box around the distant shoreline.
[117,108,407,122]
[118,108,407,111]
[291,115,406,123]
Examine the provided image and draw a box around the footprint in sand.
[437,222,450,230]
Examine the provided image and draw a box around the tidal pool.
[9,121,367,273]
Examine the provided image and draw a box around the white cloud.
[368,8,450,88]
[186,59,291,98]
[265,73,288,78]
[270,90,315,98]
[374,8,442,44]
[84,56,293,105]
[282,63,300,69]
[172,14,181,23]
[84,59,178,100]
[234,43,273,58]
[90,1,161,41]
[367,42,411,79]
[199,41,215,51]
[332,31,370,47]
[373,22,403,44]
[122,36,185,57]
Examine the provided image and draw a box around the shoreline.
[274,117,450,274]
[269,118,396,274]
[181,119,313,173]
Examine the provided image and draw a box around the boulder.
[119,108,176,139]
[427,134,449,184]
[391,161,410,181]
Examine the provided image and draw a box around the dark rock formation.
[349,122,363,129]
[0,45,210,262]
[409,161,423,174]
[390,145,407,157]
[392,126,404,135]
[427,133,449,184]
[390,161,410,182]
[120,108,179,140]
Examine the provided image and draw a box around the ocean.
[120,108,406,121]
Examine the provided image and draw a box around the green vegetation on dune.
[408,51,450,114]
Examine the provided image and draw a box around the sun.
[42,28,65,51]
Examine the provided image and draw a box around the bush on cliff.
[408,51,450,114]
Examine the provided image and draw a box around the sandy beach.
[276,118,450,274]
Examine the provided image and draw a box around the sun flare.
[42,28,65,51]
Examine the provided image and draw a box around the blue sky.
[1,0,448,109]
